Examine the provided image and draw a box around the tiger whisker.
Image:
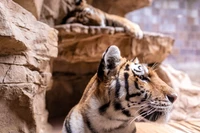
[137,107,157,122]
[129,107,156,125]
[124,104,149,112]
[150,62,159,70]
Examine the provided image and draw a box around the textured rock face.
[0,0,58,133]
[46,23,174,118]
[40,0,77,26]
[88,0,152,16]
[13,0,44,19]
[56,24,174,64]
[156,64,200,122]
[0,0,57,56]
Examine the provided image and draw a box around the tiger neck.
[79,74,135,131]
[83,94,134,132]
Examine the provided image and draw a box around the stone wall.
[127,0,200,83]
[0,0,58,132]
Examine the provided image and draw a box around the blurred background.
[127,0,200,83]
[1,0,200,132]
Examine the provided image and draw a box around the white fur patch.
[70,107,84,133]
[130,63,148,76]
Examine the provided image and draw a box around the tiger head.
[96,45,177,123]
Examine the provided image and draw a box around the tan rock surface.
[0,0,58,56]
[56,24,174,64]
[13,0,44,19]
[88,0,152,16]
[157,64,200,122]
[0,83,50,133]
[40,0,77,26]
[0,0,58,133]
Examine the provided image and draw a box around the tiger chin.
[63,0,143,39]
[62,45,177,133]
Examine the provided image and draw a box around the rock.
[56,24,174,64]
[0,0,58,133]
[40,0,78,26]
[13,0,44,19]
[0,83,50,133]
[89,0,152,16]
[156,64,200,121]
[0,0,58,56]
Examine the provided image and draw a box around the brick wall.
[127,0,200,83]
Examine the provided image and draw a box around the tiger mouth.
[139,110,163,122]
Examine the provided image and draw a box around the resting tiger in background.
[63,0,143,39]
[62,45,177,133]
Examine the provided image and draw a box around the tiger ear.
[97,45,121,81]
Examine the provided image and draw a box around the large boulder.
[88,0,152,16]
[0,0,58,133]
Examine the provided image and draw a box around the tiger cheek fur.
[62,45,177,133]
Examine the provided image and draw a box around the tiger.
[62,45,177,133]
[62,0,143,39]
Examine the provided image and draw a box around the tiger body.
[63,0,143,39]
[62,45,177,133]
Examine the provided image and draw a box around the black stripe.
[115,78,121,98]
[114,101,122,110]
[122,110,131,117]
[131,71,136,76]
[134,81,140,90]
[134,69,141,73]
[99,101,110,114]
[124,73,130,101]
[86,117,98,133]
[97,58,105,81]
[114,101,131,117]
[140,93,148,102]
[124,64,130,71]
[97,46,111,81]
[129,92,141,98]
[65,116,72,133]
[144,93,148,99]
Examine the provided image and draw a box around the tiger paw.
[125,24,143,39]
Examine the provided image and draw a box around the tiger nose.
[167,93,177,103]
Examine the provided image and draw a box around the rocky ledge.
[56,23,174,64]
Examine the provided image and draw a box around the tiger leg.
[105,13,143,39]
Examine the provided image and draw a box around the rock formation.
[4,0,198,133]
[88,0,152,16]
[0,0,58,132]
